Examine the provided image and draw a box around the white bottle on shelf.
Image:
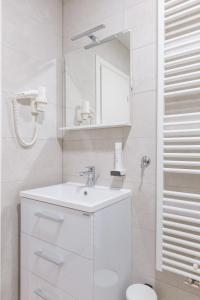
[111,142,126,176]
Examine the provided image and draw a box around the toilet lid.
[126,284,157,300]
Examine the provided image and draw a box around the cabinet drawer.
[21,233,93,300]
[21,269,74,300]
[21,198,93,259]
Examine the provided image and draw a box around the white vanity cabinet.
[20,183,132,300]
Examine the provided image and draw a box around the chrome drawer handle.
[34,250,64,266]
[34,288,54,300]
[35,211,64,223]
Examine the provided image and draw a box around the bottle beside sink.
[20,182,132,300]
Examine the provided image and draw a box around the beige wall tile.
[3,0,62,58]
[2,138,62,183]
[125,0,157,49]
[129,90,157,138]
[2,46,62,104]
[132,182,156,231]
[132,44,157,93]
[125,0,144,8]
[63,139,96,177]
[156,280,200,300]
[63,0,123,32]
[132,227,156,284]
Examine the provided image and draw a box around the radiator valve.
[184,278,200,289]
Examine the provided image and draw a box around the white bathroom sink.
[20,182,132,212]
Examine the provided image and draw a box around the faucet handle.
[86,166,95,172]
[80,166,95,176]
[80,166,96,187]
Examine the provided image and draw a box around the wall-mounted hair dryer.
[12,87,48,147]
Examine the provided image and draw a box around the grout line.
[132,41,157,51]
[61,0,65,183]
[63,136,156,143]
[2,137,62,142]
[133,89,157,95]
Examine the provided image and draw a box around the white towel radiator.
[157,0,200,286]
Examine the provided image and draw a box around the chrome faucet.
[80,166,96,187]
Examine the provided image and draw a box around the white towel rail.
[164,119,200,126]
[165,71,200,84]
[164,128,200,136]
[163,205,200,215]
[163,211,200,222]
[165,5,200,24]
[164,153,200,158]
[163,266,200,282]
[163,235,200,250]
[164,137,200,142]
[166,23,200,40]
[165,29,200,47]
[157,0,200,283]
[165,61,200,75]
[164,190,200,199]
[163,228,200,242]
[162,258,200,275]
[165,0,200,16]
[165,79,200,91]
[163,197,200,206]
[164,0,184,10]
[163,251,199,267]
[164,112,200,119]
[164,161,200,167]
[163,243,200,257]
[165,49,200,63]
[165,38,200,54]
[165,87,200,98]
[163,221,200,233]
[164,145,200,150]
[163,197,200,207]
[165,13,200,32]
[164,168,200,175]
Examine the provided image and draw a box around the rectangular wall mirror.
[64,30,132,130]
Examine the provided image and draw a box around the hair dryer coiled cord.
[12,99,39,148]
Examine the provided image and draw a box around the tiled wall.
[62,1,200,299]
[0,1,2,296]
[1,1,200,300]
[1,1,63,299]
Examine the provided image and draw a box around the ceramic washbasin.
[20,182,132,213]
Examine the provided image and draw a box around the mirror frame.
[63,29,133,131]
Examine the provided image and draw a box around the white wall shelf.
[60,123,132,131]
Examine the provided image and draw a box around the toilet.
[126,284,157,300]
